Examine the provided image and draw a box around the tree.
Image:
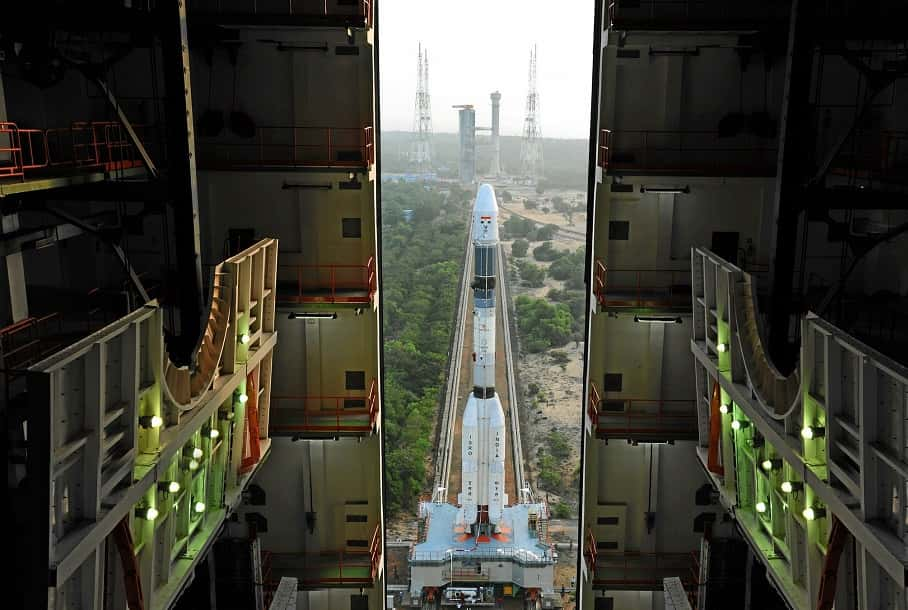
[502,215,535,239]
[516,259,545,287]
[536,224,558,241]
[535,183,545,195]
[524,199,538,210]
[515,295,574,352]
[511,238,529,258]
[532,241,559,262]
[500,189,513,202]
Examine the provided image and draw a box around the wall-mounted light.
[346,27,354,44]
[761,458,782,472]
[801,425,825,440]
[139,415,163,429]
[194,501,206,513]
[239,332,250,345]
[755,501,768,514]
[780,481,803,494]
[188,459,200,471]
[209,428,220,440]
[716,343,728,353]
[136,506,159,521]
[640,185,690,194]
[288,312,337,320]
[191,447,204,460]
[238,392,249,404]
[219,410,235,421]
[634,315,682,324]
[802,506,825,521]
[730,419,750,431]
[718,403,729,415]
[159,481,181,494]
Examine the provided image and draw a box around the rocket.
[458,184,507,531]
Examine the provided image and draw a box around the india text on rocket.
[458,183,508,531]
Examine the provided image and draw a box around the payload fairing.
[458,184,507,530]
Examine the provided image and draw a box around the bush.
[502,215,535,239]
[550,351,570,370]
[536,224,558,241]
[527,381,541,396]
[511,238,529,258]
[515,295,574,352]
[524,199,538,210]
[532,241,559,262]
[552,501,572,519]
[547,246,585,281]
[548,429,571,460]
[538,453,562,491]
[516,259,545,287]
[500,189,513,202]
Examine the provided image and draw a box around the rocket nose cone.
[474,184,499,215]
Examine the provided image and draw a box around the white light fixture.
[640,185,690,194]
[801,425,825,440]
[192,447,204,460]
[194,501,206,513]
[761,458,782,472]
[780,481,803,494]
[136,506,159,521]
[159,481,181,494]
[633,315,682,324]
[188,459,200,471]
[719,403,729,415]
[731,419,749,431]
[288,312,338,320]
[239,332,250,345]
[209,428,220,440]
[802,506,825,521]
[238,393,249,404]
[755,501,767,514]
[716,343,728,353]
[139,415,163,429]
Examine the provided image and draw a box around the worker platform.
[409,500,556,604]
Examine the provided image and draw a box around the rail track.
[433,236,528,503]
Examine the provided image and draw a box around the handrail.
[593,550,699,588]
[584,528,598,572]
[197,125,372,169]
[598,127,777,174]
[364,126,375,166]
[190,0,372,24]
[278,260,376,304]
[595,397,697,433]
[1,121,150,180]
[369,522,382,580]
[270,378,379,433]
[594,258,691,309]
[588,382,601,428]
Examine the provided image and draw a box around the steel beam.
[767,0,814,371]
[158,0,204,366]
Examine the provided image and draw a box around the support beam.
[158,0,204,366]
[804,187,908,212]
[768,0,814,370]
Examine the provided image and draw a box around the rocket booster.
[459,184,507,528]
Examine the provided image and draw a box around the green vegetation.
[548,288,586,338]
[547,247,586,281]
[537,452,562,491]
[550,350,570,370]
[552,501,572,519]
[502,215,535,239]
[511,238,529,258]
[524,199,538,210]
[532,241,559,262]
[535,224,558,241]
[382,181,469,515]
[515,295,574,352]
[516,259,545,288]
[548,429,571,460]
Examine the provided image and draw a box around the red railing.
[592,551,699,591]
[364,126,375,166]
[270,378,379,434]
[588,382,601,428]
[598,128,777,175]
[266,524,381,586]
[584,528,598,573]
[1,121,149,180]
[595,397,697,438]
[191,0,372,26]
[197,125,373,169]
[830,129,908,182]
[594,259,690,310]
[278,256,376,304]
[598,129,611,170]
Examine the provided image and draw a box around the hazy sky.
[379,0,594,140]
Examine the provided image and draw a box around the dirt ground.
[497,185,586,522]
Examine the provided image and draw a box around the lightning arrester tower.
[410,42,433,171]
[520,45,543,183]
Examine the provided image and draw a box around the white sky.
[379,0,594,139]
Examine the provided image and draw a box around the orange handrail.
[598,129,611,169]
[592,551,699,589]
[240,370,262,474]
[270,378,379,434]
[278,260,376,304]
[587,382,601,427]
[364,126,375,166]
[594,258,690,309]
[197,125,372,169]
[595,397,697,436]
[584,528,598,572]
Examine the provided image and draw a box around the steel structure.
[519,45,543,184]
[489,91,502,177]
[409,43,433,171]
[690,247,908,609]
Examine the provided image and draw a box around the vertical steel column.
[159,0,204,366]
[768,0,814,370]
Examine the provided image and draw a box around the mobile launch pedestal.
[409,185,555,608]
